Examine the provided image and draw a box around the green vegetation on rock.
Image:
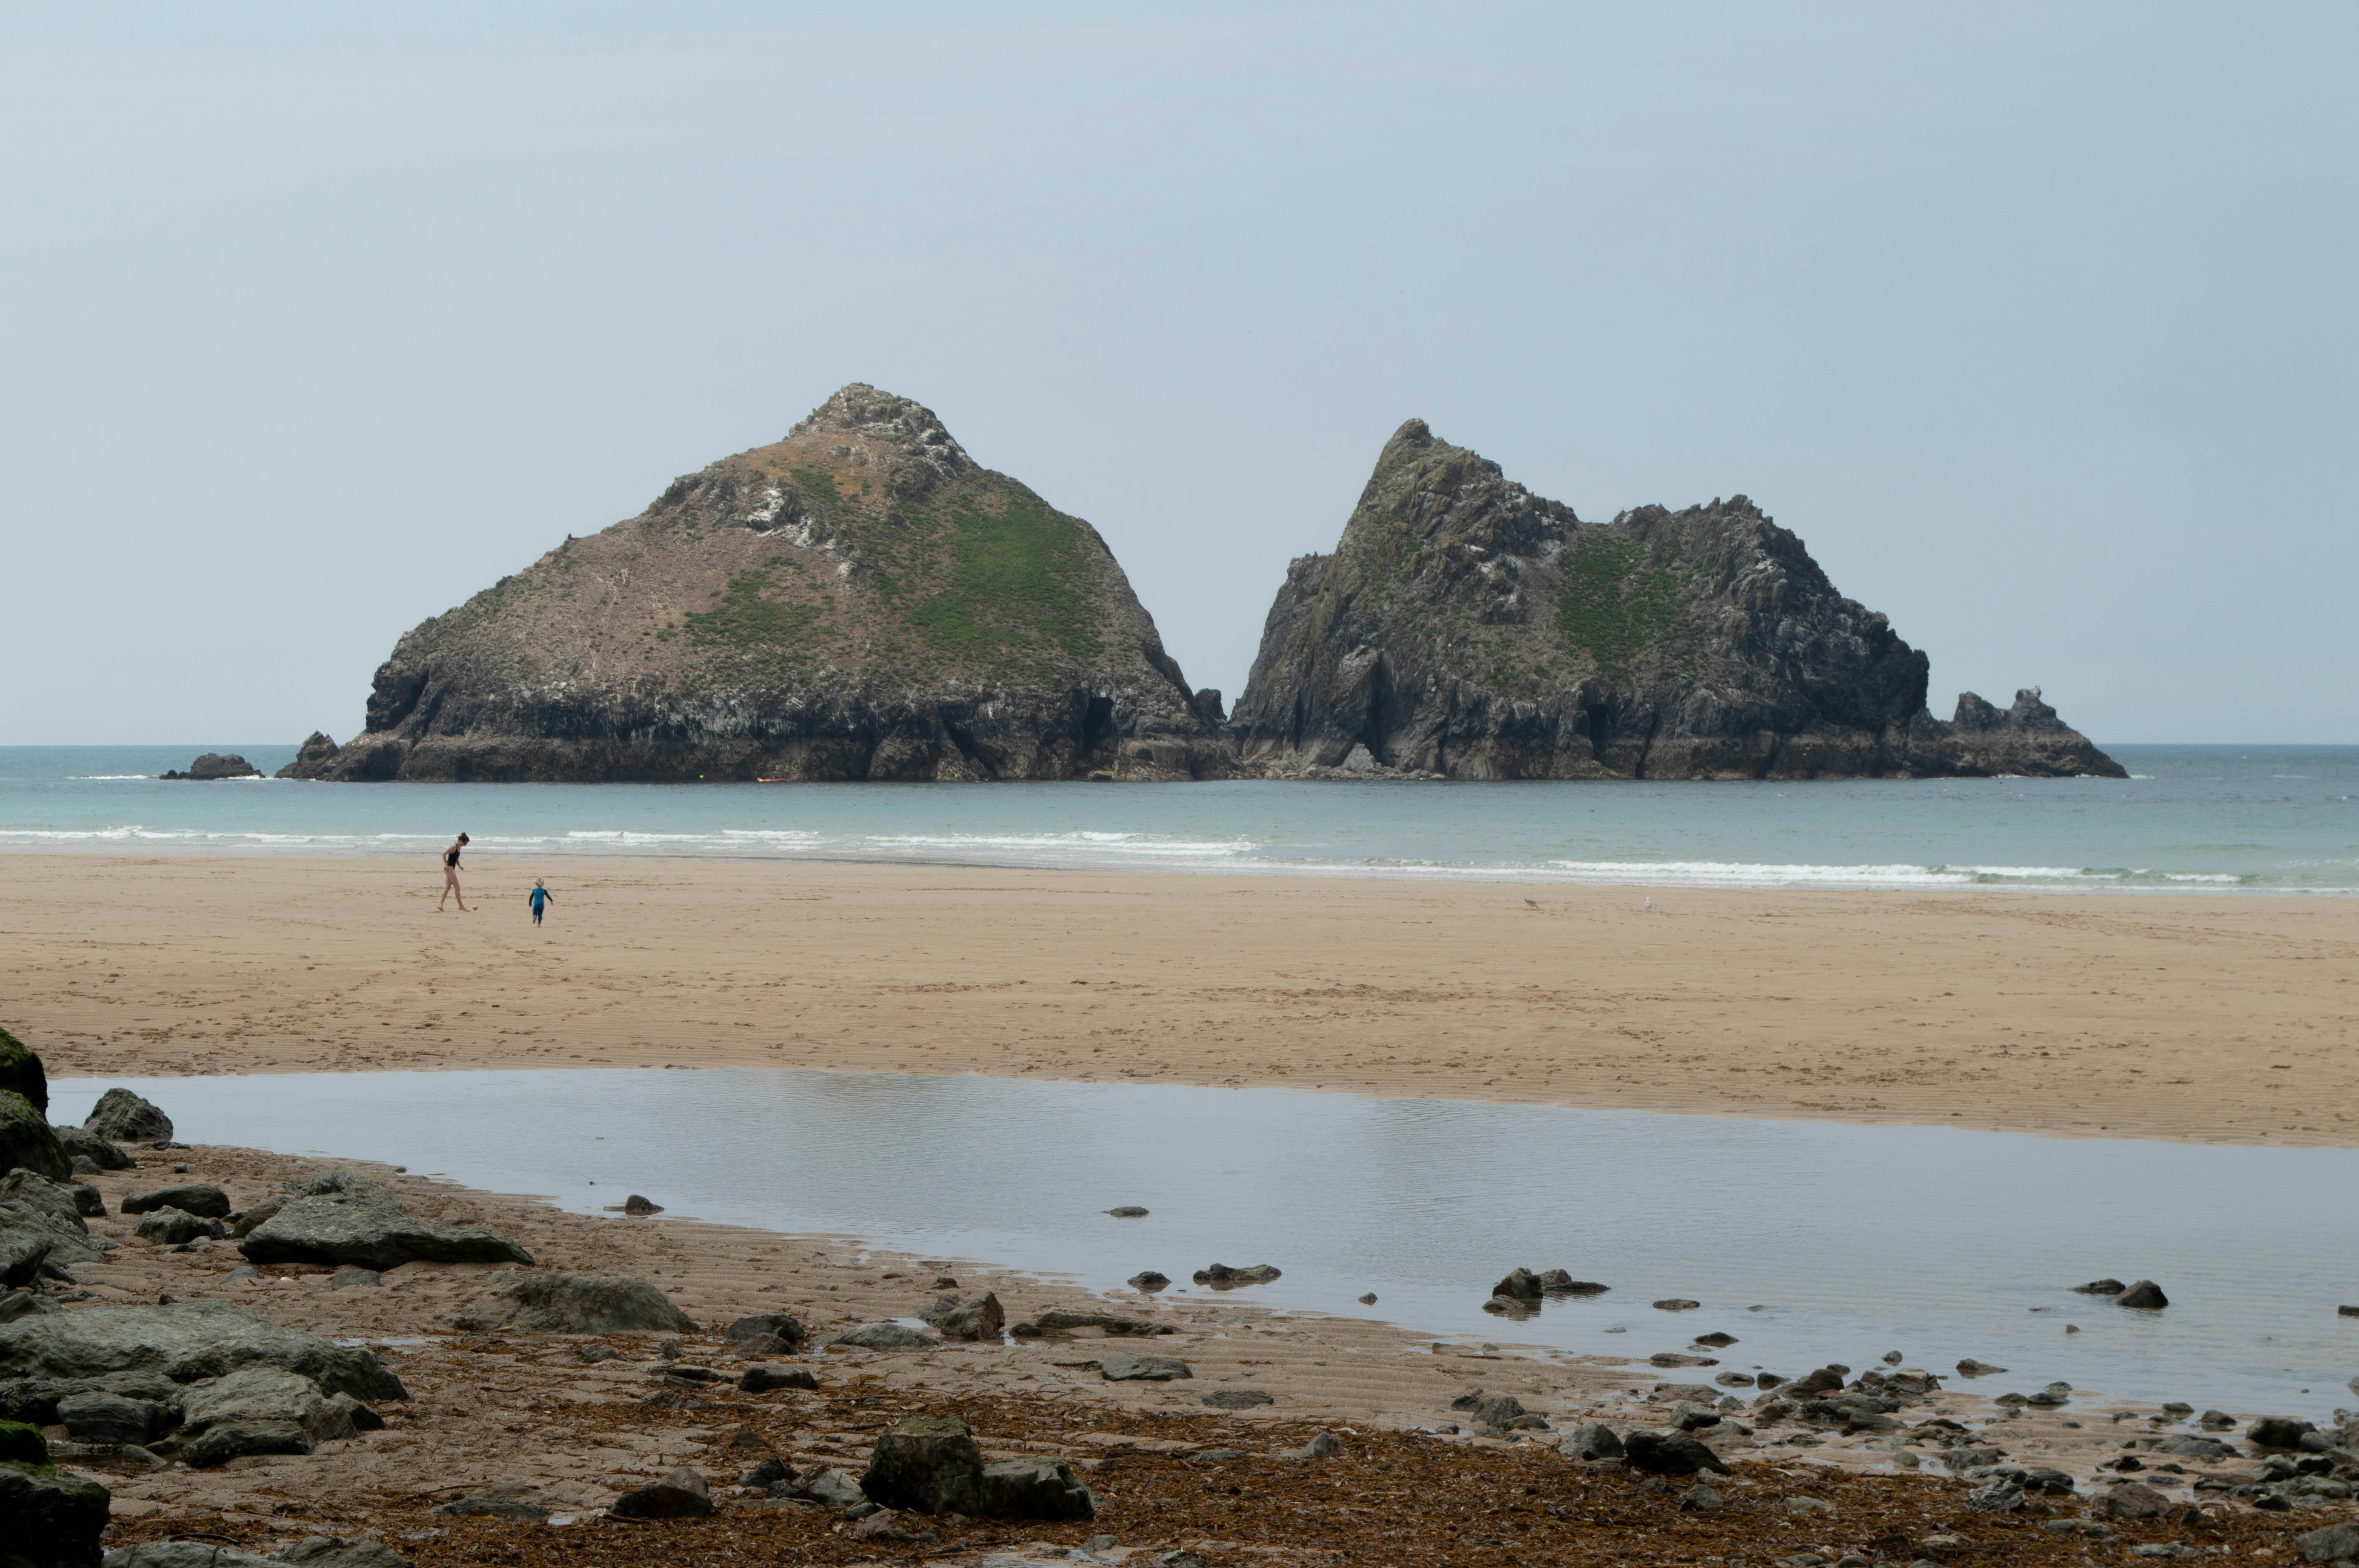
[0,1090,69,1182]
[787,466,840,506]
[909,494,1097,668]
[0,1027,43,1117]
[683,566,823,655]
[1556,534,1686,680]
[0,1419,49,1467]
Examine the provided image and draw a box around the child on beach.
[529,879,554,927]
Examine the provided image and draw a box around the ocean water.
[2,743,2356,891]
[52,1069,2359,1417]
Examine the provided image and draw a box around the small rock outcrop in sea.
[283,385,1227,784]
[275,732,343,779]
[159,752,263,780]
[1232,418,2124,781]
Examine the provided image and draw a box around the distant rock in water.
[1233,419,2122,781]
[161,753,262,780]
[285,385,1228,783]
[275,732,343,779]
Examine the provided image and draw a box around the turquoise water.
[4,743,2357,891]
[52,1069,2359,1416]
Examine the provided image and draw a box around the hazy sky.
[5,3,2352,745]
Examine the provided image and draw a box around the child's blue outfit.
[529,886,550,925]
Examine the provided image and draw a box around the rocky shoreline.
[7,1044,2359,1564]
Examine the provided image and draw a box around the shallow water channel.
[54,1070,2359,1419]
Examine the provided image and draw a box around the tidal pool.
[52,1069,2359,1418]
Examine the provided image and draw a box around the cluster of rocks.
[2071,1276,2170,1309]
[1190,1263,1281,1289]
[6,1413,408,1568]
[1484,1267,1609,1313]
[0,1299,407,1458]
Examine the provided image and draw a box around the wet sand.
[6,851,2356,1147]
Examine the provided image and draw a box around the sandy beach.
[5,851,2355,1148]
[10,854,2359,1562]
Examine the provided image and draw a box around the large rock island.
[1233,419,2122,780]
[284,386,1228,782]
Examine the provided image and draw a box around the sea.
[1,742,2354,892]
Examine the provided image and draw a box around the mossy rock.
[0,1455,110,1568]
[0,1419,48,1467]
[0,1092,69,1182]
[0,1028,44,1118]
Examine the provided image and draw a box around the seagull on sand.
[1643,897,1654,910]
[1524,898,1540,909]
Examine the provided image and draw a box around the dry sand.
[6,851,2356,1147]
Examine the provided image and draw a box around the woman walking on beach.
[438,833,470,912]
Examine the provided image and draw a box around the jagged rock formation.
[288,386,1227,782]
[1234,419,2122,780]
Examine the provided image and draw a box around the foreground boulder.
[454,1272,692,1334]
[919,1291,1005,1341]
[722,1313,806,1347]
[2113,1279,2169,1309]
[2250,1416,2319,1450]
[49,1127,130,1172]
[0,1449,111,1568]
[83,1090,171,1145]
[1623,1427,1733,1476]
[242,1171,531,1271]
[181,1365,357,1447]
[55,1389,166,1445]
[861,1414,1094,1520]
[863,1415,985,1512]
[1562,1421,1626,1461]
[1232,418,2122,781]
[2298,1523,2359,1565]
[0,1301,407,1402]
[831,1322,938,1351]
[0,1028,48,1116]
[122,1185,231,1220]
[1,1171,110,1283]
[1100,1352,1190,1381]
[135,1208,226,1245]
[1,1092,69,1183]
[609,1467,713,1519]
